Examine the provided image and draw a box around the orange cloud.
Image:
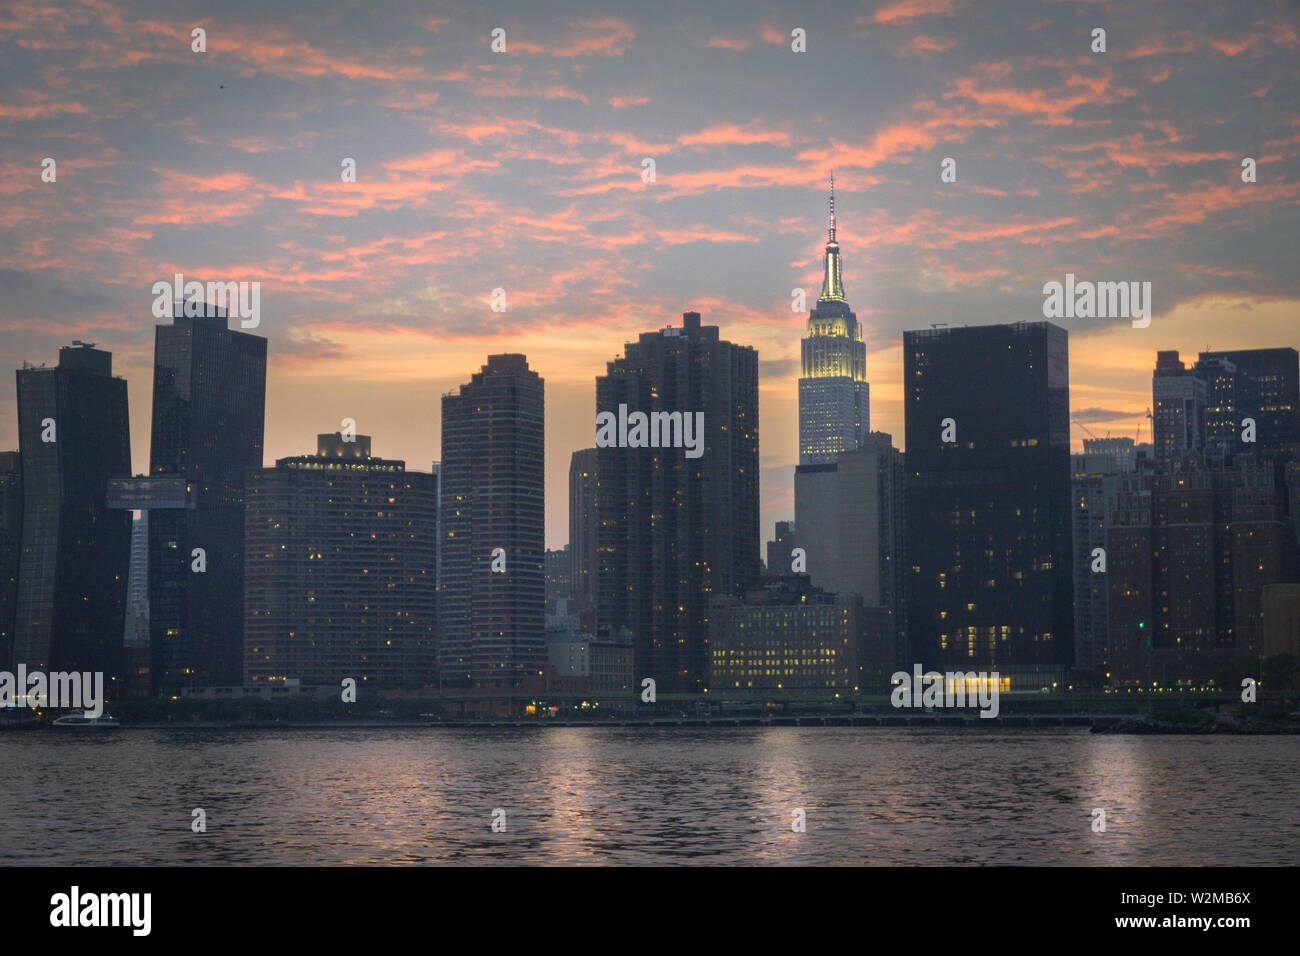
[873,0,957,24]
[508,17,636,57]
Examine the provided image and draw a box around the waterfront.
[2,727,1295,865]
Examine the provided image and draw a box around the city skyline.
[2,0,1298,550]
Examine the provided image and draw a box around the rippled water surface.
[2,727,1295,865]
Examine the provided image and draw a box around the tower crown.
[819,173,846,304]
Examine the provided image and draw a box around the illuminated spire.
[819,173,846,303]
[828,172,836,243]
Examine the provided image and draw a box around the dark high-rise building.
[545,546,572,612]
[799,176,869,464]
[596,311,760,694]
[1071,438,1137,674]
[13,344,132,683]
[794,433,904,605]
[1196,348,1299,452]
[124,512,149,650]
[794,432,906,666]
[148,308,266,694]
[1106,456,1297,684]
[903,322,1072,687]
[568,448,598,619]
[765,520,797,576]
[244,433,437,689]
[439,354,545,688]
[0,450,20,670]
[1153,350,1206,463]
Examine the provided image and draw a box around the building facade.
[903,322,1073,688]
[765,520,797,576]
[0,450,20,670]
[1196,348,1299,454]
[439,354,545,688]
[13,344,132,684]
[1106,456,1298,685]
[709,577,893,694]
[596,311,760,693]
[1153,350,1207,463]
[568,447,598,624]
[244,434,437,689]
[798,177,869,465]
[1071,438,1138,674]
[148,307,266,694]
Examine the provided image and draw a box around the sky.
[1,0,1297,549]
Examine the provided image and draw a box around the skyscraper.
[123,512,149,650]
[0,450,20,670]
[764,520,797,576]
[794,433,906,669]
[596,311,760,693]
[568,447,598,622]
[13,344,132,682]
[439,354,545,688]
[1153,350,1207,463]
[794,433,903,606]
[148,306,266,694]
[244,433,437,689]
[1071,437,1137,674]
[903,322,1073,687]
[1107,457,1297,684]
[798,176,869,464]
[1196,347,1299,452]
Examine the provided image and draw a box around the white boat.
[51,714,121,730]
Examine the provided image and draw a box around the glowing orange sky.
[1,0,1297,547]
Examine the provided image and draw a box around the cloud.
[1072,407,1138,424]
[873,0,957,24]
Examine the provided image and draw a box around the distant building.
[1082,437,1138,473]
[794,433,903,606]
[1263,583,1300,660]
[1071,438,1136,673]
[709,577,893,694]
[568,448,598,623]
[545,627,633,697]
[799,177,869,464]
[0,450,20,670]
[439,355,546,688]
[1153,350,1207,463]
[545,545,572,612]
[1197,348,1299,452]
[903,322,1073,689]
[14,344,132,685]
[180,678,333,701]
[148,306,266,695]
[244,433,437,689]
[1107,456,1298,685]
[124,513,150,649]
[596,311,760,694]
[765,520,797,576]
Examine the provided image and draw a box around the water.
[2,727,1295,865]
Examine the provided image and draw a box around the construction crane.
[1136,407,1152,445]
[1071,419,1099,442]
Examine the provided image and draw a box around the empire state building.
[798,176,869,464]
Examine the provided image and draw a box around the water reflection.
[1,728,1295,865]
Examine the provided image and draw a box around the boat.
[51,714,121,730]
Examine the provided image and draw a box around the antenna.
[828,171,836,243]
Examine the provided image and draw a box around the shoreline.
[6,715,1298,734]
